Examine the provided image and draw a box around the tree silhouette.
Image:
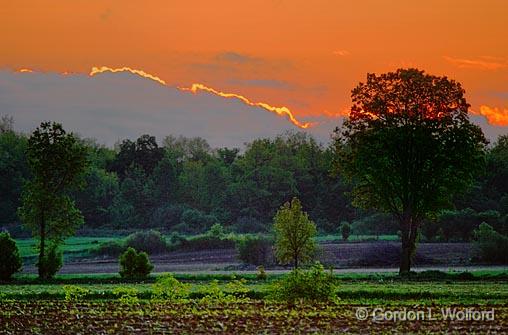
[334,68,487,274]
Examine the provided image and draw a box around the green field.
[16,237,116,261]
[1,272,507,333]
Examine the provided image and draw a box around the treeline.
[1,116,507,240]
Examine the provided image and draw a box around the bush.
[0,232,23,280]
[234,216,267,233]
[152,273,189,301]
[63,285,90,301]
[167,231,187,248]
[91,240,125,257]
[180,235,235,251]
[339,222,351,241]
[119,247,154,278]
[473,222,508,263]
[125,230,168,254]
[270,263,336,302]
[37,244,63,279]
[149,204,186,228]
[207,223,226,238]
[256,265,267,280]
[236,236,273,266]
[174,208,218,234]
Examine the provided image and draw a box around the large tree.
[334,68,487,274]
[18,122,88,279]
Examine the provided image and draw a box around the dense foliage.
[473,223,508,263]
[0,116,506,250]
[273,198,317,269]
[119,247,154,278]
[334,69,487,273]
[18,122,88,279]
[236,235,273,266]
[270,263,336,302]
[0,232,22,280]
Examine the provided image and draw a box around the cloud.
[472,105,508,126]
[443,56,508,70]
[227,78,293,90]
[332,50,350,56]
[215,51,262,64]
[190,51,292,74]
[0,70,329,147]
[99,8,112,21]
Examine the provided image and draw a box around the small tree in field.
[18,122,88,279]
[334,69,487,274]
[0,232,23,280]
[340,222,351,241]
[119,247,154,278]
[274,197,317,269]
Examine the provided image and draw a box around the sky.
[1,0,507,146]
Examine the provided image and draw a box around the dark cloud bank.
[0,71,503,148]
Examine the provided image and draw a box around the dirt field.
[21,241,494,275]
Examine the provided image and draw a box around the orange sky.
[1,0,508,126]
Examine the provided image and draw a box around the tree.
[273,197,317,269]
[18,122,88,279]
[0,130,29,226]
[119,247,154,278]
[0,232,23,280]
[109,135,164,179]
[340,221,351,241]
[334,68,486,274]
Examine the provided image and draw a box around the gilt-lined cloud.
[0,70,334,148]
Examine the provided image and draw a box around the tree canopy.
[273,197,317,269]
[334,68,487,273]
[18,122,88,278]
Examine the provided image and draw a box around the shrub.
[0,232,23,280]
[270,263,336,302]
[473,222,508,263]
[149,204,187,228]
[339,222,351,241]
[167,231,187,248]
[256,265,267,280]
[38,244,63,279]
[125,230,168,254]
[175,208,218,234]
[91,240,125,257]
[234,216,267,233]
[152,274,189,301]
[236,236,273,266]
[119,247,154,278]
[63,285,90,301]
[180,235,235,251]
[207,223,226,238]
[113,286,139,304]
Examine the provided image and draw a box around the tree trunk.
[38,211,46,279]
[294,255,298,270]
[399,214,418,275]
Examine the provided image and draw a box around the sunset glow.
[89,66,167,86]
[179,83,314,129]
[475,106,508,127]
[2,0,507,137]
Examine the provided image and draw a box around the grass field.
[1,271,507,333]
[16,237,116,261]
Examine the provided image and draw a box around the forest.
[1,115,507,243]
